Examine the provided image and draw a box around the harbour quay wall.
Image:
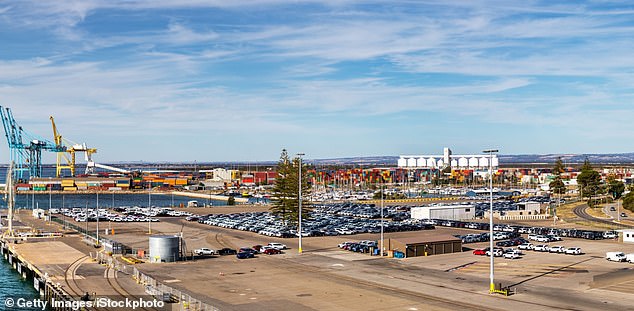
[0,238,75,311]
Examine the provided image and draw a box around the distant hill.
[17,153,634,169]
[310,153,634,167]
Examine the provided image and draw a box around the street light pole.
[148,184,152,234]
[483,149,498,294]
[297,153,305,254]
[380,179,384,257]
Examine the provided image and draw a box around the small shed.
[618,229,634,244]
[386,234,462,258]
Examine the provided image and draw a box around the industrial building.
[398,147,499,169]
[385,234,462,258]
[411,204,475,220]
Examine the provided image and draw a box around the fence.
[133,267,220,311]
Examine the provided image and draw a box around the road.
[572,204,632,228]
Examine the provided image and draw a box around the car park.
[565,247,583,255]
[193,248,215,256]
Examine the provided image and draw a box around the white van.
[626,253,634,263]
[606,252,626,262]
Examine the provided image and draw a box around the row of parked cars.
[421,218,608,240]
[193,242,288,259]
[517,243,583,255]
[196,210,435,238]
[337,240,379,254]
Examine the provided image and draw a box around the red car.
[473,249,486,256]
[263,248,282,255]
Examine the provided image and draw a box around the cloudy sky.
[0,1,633,163]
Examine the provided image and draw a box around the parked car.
[263,248,282,255]
[518,243,534,250]
[565,247,583,255]
[193,248,215,256]
[503,252,521,259]
[603,232,617,239]
[268,242,287,250]
[534,245,549,252]
[486,248,503,257]
[535,235,551,242]
[606,252,626,262]
[473,249,487,256]
[548,246,566,253]
[217,248,237,255]
[236,251,255,259]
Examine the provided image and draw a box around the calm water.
[2,193,227,210]
[0,259,43,311]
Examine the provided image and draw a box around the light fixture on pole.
[483,148,498,294]
[297,153,305,254]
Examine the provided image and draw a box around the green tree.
[606,175,625,199]
[550,157,566,197]
[269,149,312,224]
[553,157,565,175]
[576,158,601,199]
[623,191,634,212]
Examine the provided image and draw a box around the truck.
[606,251,626,262]
[626,253,634,263]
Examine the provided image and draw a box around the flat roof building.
[411,204,475,221]
[385,234,462,258]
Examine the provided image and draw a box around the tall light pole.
[96,192,100,246]
[380,178,384,257]
[483,149,498,294]
[148,183,152,234]
[297,153,305,254]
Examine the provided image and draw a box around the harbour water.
[0,258,43,311]
[3,193,227,210]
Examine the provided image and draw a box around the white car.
[518,243,534,250]
[268,242,287,250]
[565,247,582,255]
[194,248,215,256]
[548,246,566,253]
[486,249,503,257]
[503,252,521,259]
[535,235,550,242]
[534,244,549,252]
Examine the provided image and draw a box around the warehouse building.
[411,204,475,221]
[385,234,462,258]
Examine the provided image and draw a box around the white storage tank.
[149,235,180,263]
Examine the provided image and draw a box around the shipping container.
[63,187,77,191]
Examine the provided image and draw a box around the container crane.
[50,116,98,177]
[0,106,66,179]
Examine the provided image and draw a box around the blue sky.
[1,1,633,163]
